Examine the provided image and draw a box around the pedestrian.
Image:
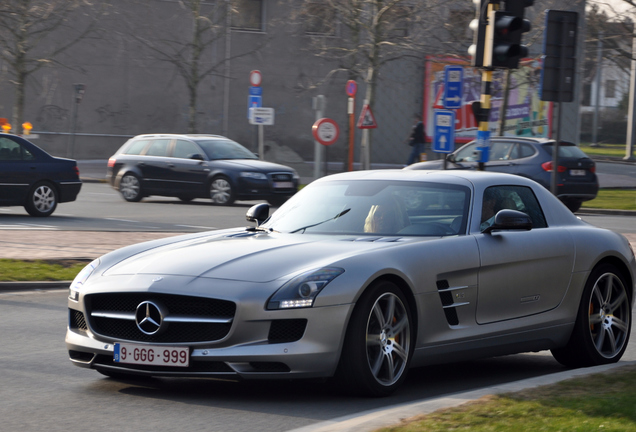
[406,114,426,165]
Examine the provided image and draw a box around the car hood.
[212,159,295,173]
[103,231,406,282]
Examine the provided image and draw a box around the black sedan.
[107,134,299,206]
[405,137,598,212]
[0,133,82,217]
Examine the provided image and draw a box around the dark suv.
[107,134,299,206]
[405,137,598,212]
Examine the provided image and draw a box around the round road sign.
[346,80,357,97]
[312,118,340,146]
[249,70,262,87]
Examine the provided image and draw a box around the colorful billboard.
[424,56,553,145]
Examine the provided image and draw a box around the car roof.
[317,168,539,188]
[131,134,227,140]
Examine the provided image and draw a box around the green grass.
[377,365,636,432]
[0,259,86,282]
[580,143,633,159]
[582,189,636,211]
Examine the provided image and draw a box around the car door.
[0,137,36,204]
[474,185,575,324]
[168,139,210,196]
[139,139,173,193]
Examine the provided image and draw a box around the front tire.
[552,264,632,367]
[119,173,143,202]
[336,280,413,397]
[209,176,235,205]
[25,182,58,217]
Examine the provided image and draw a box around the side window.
[173,140,201,159]
[489,142,514,161]
[0,138,21,161]
[124,139,150,155]
[481,185,547,231]
[145,139,171,157]
[455,143,477,162]
[519,143,535,158]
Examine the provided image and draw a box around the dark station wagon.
[107,134,299,207]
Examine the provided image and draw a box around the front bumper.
[66,283,352,380]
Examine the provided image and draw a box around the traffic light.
[468,0,489,68]
[489,0,532,69]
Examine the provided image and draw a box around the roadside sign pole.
[313,95,326,179]
[346,80,357,171]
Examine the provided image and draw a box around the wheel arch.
[593,256,634,303]
[362,273,419,342]
[114,166,143,189]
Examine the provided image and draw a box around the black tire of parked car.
[119,173,144,202]
[551,263,632,367]
[561,199,582,213]
[24,181,58,217]
[209,176,235,205]
[335,280,414,397]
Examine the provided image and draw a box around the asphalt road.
[4,289,634,432]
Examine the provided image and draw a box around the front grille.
[270,173,293,182]
[268,319,307,343]
[85,293,236,343]
[69,309,88,331]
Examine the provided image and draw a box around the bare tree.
[126,0,268,133]
[0,0,104,131]
[290,0,446,108]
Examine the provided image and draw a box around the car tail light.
[541,161,566,173]
[74,166,80,176]
[107,158,116,168]
[590,165,596,173]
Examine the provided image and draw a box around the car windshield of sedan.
[196,139,258,160]
[262,180,470,236]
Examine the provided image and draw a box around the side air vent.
[436,279,469,327]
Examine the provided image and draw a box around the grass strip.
[582,189,636,211]
[0,259,86,282]
[377,364,636,432]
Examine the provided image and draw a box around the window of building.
[381,6,409,38]
[232,0,264,31]
[582,83,591,106]
[605,80,616,99]
[305,2,336,35]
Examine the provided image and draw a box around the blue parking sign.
[443,66,463,110]
[433,110,455,153]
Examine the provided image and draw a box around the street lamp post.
[67,84,86,159]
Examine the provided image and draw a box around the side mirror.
[483,209,532,234]
[190,154,205,161]
[246,203,270,226]
[447,153,456,163]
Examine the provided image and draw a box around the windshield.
[196,139,258,160]
[261,180,470,236]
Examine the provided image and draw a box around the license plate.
[114,343,189,367]
[570,169,586,176]
[273,181,294,188]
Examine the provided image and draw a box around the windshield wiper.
[290,208,351,234]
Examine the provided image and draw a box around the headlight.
[69,258,100,301]
[240,172,267,180]
[267,267,344,310]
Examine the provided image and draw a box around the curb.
[578,208,636,217]
[0,281,71,292]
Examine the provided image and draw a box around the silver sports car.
[66,170,635,397]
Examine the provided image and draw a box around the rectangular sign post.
[443,66,464,109]
[433,110,456,155]
[249,107,275,160]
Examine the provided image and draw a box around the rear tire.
[551,264,632,367]
[335,280,413,397]
[25,181,58,217]
[119,173,143,202]
[562,199,582,213]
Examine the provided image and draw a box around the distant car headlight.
[267,267,344,310]
[240,172,267,180]
[68,258,100,301]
